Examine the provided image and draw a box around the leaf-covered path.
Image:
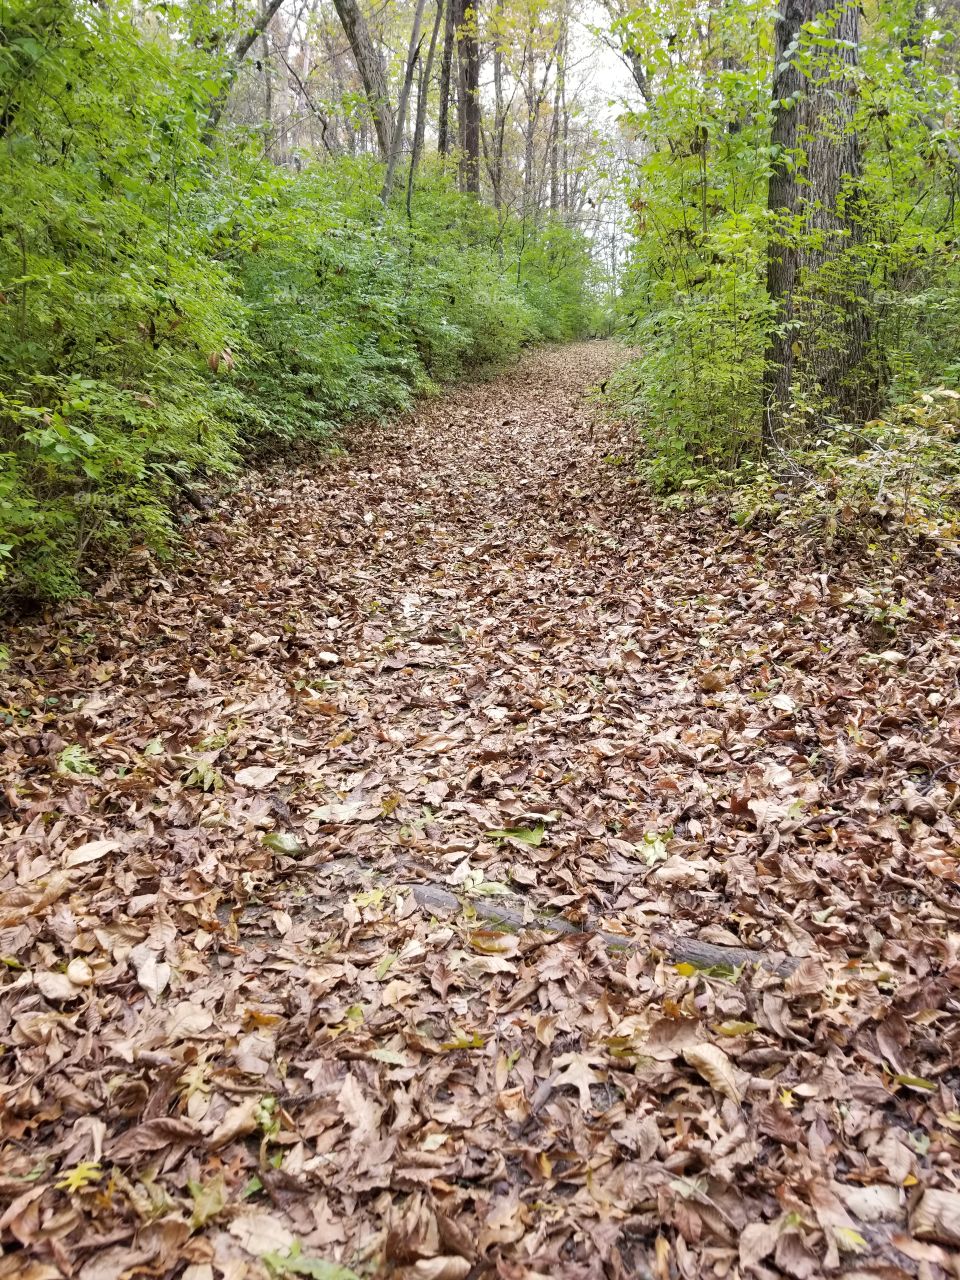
[3,343,960,1280]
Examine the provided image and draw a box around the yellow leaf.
[712,1020,758,1037]
[835,1227,867,1253]
[55,1161,102,1192]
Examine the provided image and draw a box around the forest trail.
[3,343,960,1279]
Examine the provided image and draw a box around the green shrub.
[0,5,596,605]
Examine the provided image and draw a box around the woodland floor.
[2,342,960,1280]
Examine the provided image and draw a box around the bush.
[0,5,596,605]
[731,388,960,548]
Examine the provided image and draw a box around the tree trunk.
[413,0,444,166]
[763,0,875,443]
[549,27,566,213]
[382,0,429,203]
[260,5,273,158]
[455,0,481,194]
[331,0,394,158]
[437,0,456,155]
[488,3,506,210]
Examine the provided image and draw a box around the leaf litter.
[2,342,960,1279]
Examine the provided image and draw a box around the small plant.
[57,745,98,777]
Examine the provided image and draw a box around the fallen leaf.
[63,839,119,867]
[235,765,282,788]
[682,1043,742,1102]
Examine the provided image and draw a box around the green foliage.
[607,0,776,487]
[608,0,960,504]
[612,283,772,493]
[732,388,960,549]
[0,1,596,605]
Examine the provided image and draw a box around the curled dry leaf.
[910,1187,960,1245]
[207,1096,261,1149]
[227,1210,295,1256]
[405,1259,472,1280]
[235,764,282,788]
[63,839,119,867]
[681,1043,742,1103]
[107,1117,199,1162]
[129,943,171,1003]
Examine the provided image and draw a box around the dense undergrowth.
[0,2,597,605]
[605,0,960,549]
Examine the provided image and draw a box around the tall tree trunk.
[260,3,273,159]
[437,0,456,155]
[331,0,394,158]
[549,28,565,212]
[489,4,506,210]
[413,0,444,165]
[763,0,875,443]
[456,0,481,193]
[382,0,429,203]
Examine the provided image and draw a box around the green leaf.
[440,1030,486,1050]
[262,832,303,856]
[263,1242,360,1279]
[57,745,98,776]
[894,1074,936,1091]
[712,1020,758,1037]
[485,824,545,847]
[188,1174,227,1227]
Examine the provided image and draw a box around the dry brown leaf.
[107,1117,199,1161]
[910,1187,960,1245]
[227,1210,295,1256]
[207,1097,261,1149]
[681,1043,742,1102]
[129,943,171,1002]
[235,765,282,788]
[405,1260,472,1280]
[63,839,119,867]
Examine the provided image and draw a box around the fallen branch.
[409,882,800,978]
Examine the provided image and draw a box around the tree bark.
[260,3,273,159]
[549,31,564,212]
[763,0,876,443]
[455,0,481,194]
[413,0,444,166]
[488,1,506,210]
[381,0,429,203]
[437,0,456,155]
[331,0,394,158]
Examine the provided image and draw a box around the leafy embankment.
[607,0,960,533]
[0,2,596,606]
[2,344,959,1279]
